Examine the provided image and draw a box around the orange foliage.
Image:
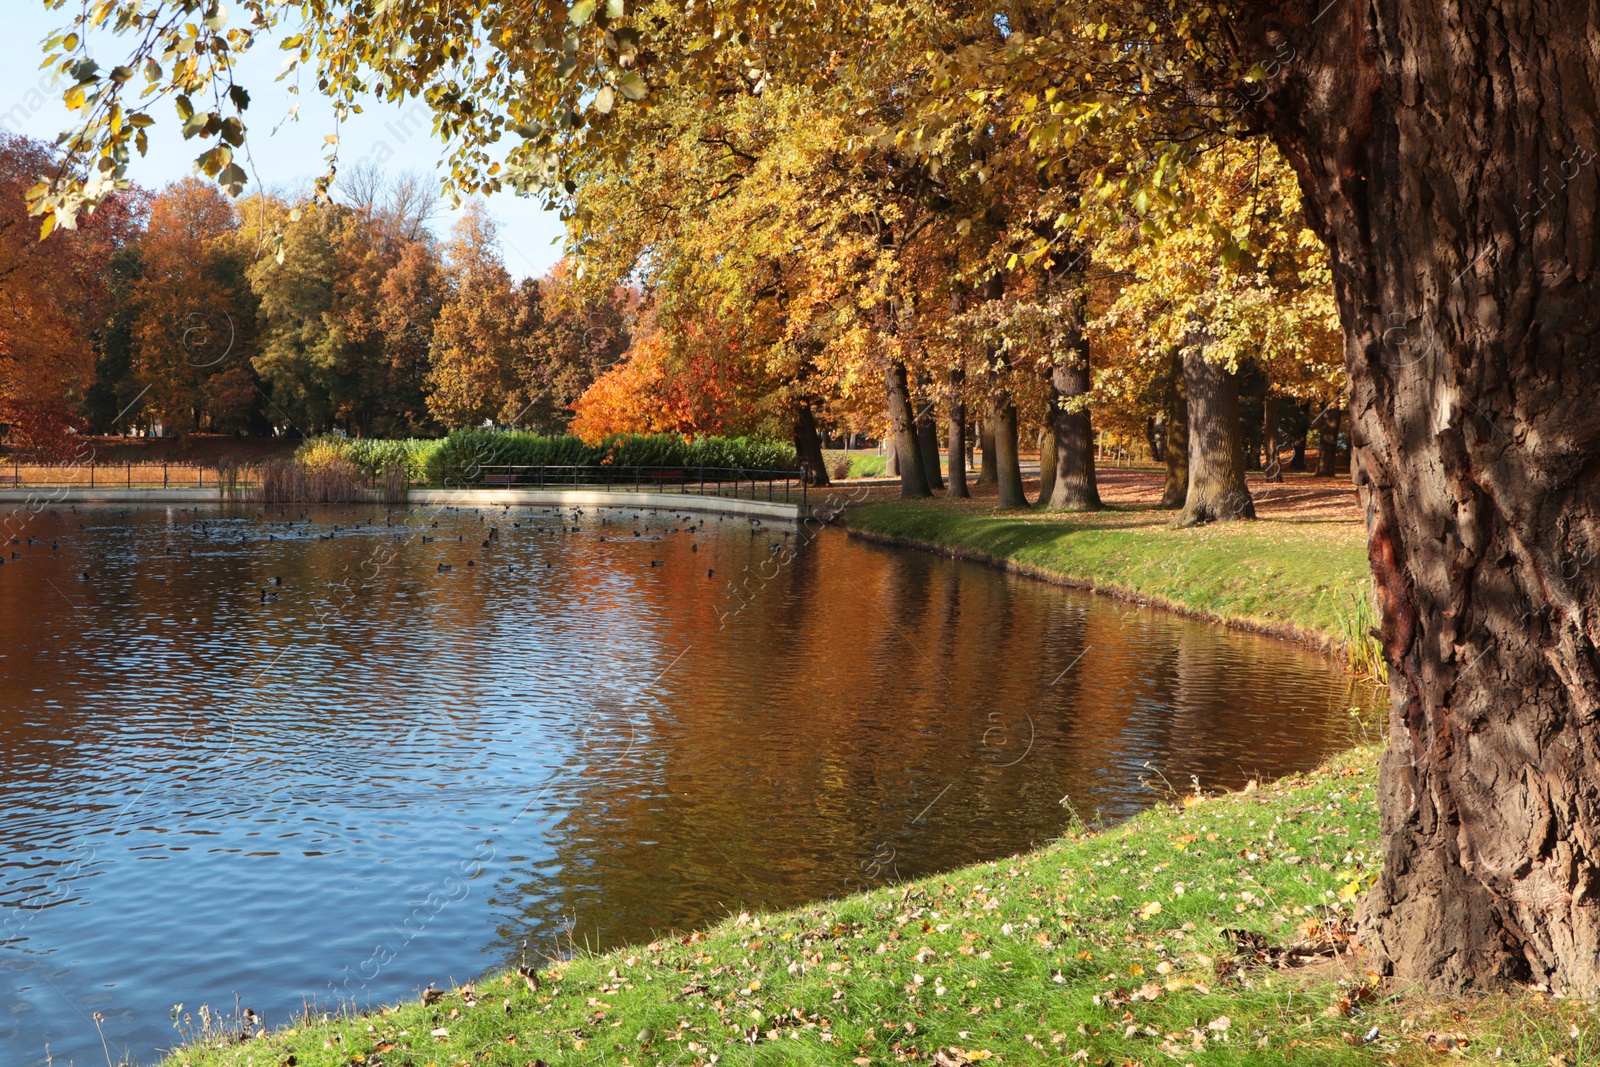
[568,317,771,444]
[0,135,141,457]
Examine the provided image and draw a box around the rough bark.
[1262,393,1283,483]
[914,370,945,491]
[1242,0,1600,992]
[1160,348,1189,509]
[979,274,1027,508]
[792,402,830,488]
[1036,426,1057,505]
[989,397,1026,507]
[1040,290,1101,511]
[977,419,997,485]
[1146,415,1165,463]
[945,284,971,499]
[884,361,930,499]
[1315,404,1342,477]
[946,366,969,499]
[1176,345,1254,525]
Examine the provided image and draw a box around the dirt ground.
[841,464,1364,525]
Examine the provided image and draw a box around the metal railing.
[461,465,808,506]
[0,460,252,490]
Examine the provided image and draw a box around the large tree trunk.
[989,397,1026,507]
[914,370,945,491]
[980,275,1027,507]
[1160,347,1189,509]
[946,366,969,499]
[792,402,831,488]
[884,361,930,499]
[1315,403,1341,477]
[1040,291,1101,511]
[1245,0,1600,993]
[977,418,997,485]
[1036,426,1057,504]
[1262,393,1283,483]
[1146,415,1165,463]
[1176,345,1254,525]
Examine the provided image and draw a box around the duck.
[438,563,452,572]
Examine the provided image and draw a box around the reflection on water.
[0,504,1380,1066]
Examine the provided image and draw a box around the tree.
[1091,141,1341,524]
[425,204,520,429]
[128,178,259,435]
[0,134,139,454]
[508,262,633,434]
[373,239,446,436]
[242,198,348,433]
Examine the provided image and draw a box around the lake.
[0,503,1379,1066]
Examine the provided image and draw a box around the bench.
[645,469,687,485]
[0,474,18,487]
[482,473,518,487]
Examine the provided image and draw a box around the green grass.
[822,450,889,479]
[847,498,1375,665]
[165,747,1595,1067]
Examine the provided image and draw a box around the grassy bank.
[846,496,1377,669]
[166,746,1590,1066]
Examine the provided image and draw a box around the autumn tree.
[372,239,445,436]
[127,178,260,435]
[1092,142,1341,523]
[0,133,141,455]
[425,203,520,429]
[507,261,633,434]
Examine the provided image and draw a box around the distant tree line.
[0,134,633,456]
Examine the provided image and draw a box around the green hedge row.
[295,431,797,485]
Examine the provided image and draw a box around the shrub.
[295,435,440,482]
[421,429,797,484]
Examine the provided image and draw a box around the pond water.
[0,503,1380,1066]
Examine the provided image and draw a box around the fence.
[0,461,255,490]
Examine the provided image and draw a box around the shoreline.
[845,522,1345,660]
[843,494,1381,676]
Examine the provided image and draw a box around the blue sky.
[0,7,567,279]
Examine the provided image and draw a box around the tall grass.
[1332,583,1389,682]
[255,459,368,504]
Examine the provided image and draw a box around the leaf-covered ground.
[166,747,1599,1067]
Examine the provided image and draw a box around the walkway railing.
[0,460,244,490]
